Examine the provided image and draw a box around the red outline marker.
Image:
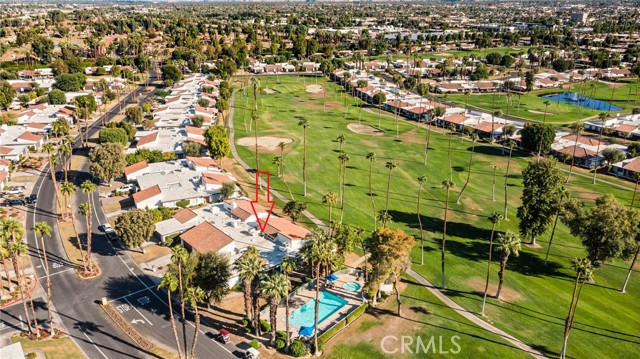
[251,171,275,232]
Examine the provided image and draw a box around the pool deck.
[269,271,366,339]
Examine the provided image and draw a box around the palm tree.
[417,175,427,265]
[249,76,260,114]
[60,181,86,270]
[338,153,350,223]
[481,212,503,316]
[560,258,593,359]
[542,100,551,124]
[631,172,640,208]
[490,110,502,144]
[31,222,56,335]
[357,79,368,123]
[322,192,338,235]
[159,273,183,359]
[384,161,397,215]
[171,246,189,353]
[252,113,260,171]
[281,257,297,348]
[494,231,521,300]
[0,237,12,297]
[366,152,377,229]
[503,140,515,220]
[235,247,263,334]
[447,124,456,181]
[298,118,310,196]
[186,286,205,359]
[80,180,96,270]
[4,219,33,335]
[261,272,289,345]
[272,156,283,177]
[441,180,454,289]
[42,143,62,217]
[544,188,569,265]
[58,141,71,183]
[457,133,479,203]
[621,234,639,293]
[591,113,608,184]
[566,122,583,184]
[336,134,346,154]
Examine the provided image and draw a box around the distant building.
[571,12,589,24]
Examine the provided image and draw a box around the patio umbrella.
[325,273,338,282]
[299,326,314,337]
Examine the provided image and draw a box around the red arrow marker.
[251,171,275,233]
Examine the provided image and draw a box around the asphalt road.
[2,74,239,358]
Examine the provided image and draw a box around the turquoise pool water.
[541,92,622,111]
[343,282,362,292]
[287,291,348,329]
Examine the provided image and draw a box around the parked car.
[113,184,138,194]
[243,348,260,359]
[5,186,25,195]
[217,328,231,344]
[98,223,118,241]
[6,198,26,206]
[26,193,38,204]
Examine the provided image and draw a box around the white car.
[114,184,138,194]
[5,186,25,195]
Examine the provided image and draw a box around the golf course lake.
[541,92,623,111]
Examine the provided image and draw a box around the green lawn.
[325,275,530,359]
[12,334,85,359]
[444,79,640,123]
[372,46,530,61]
[232,75,640,359]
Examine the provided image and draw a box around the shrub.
[275,330,286,340]
[346,303,368,324]
[260,319,271,333]
[632,107,640,115]
[290,339,308,357]
[249,339,260,349]
[176,199,190,208]
[318,319,345,346]
[275,337,286,350]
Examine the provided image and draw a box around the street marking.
[77,325,109,359]
[107,285,155,303]
[52,262,63,269]
[137,296,150,306]
[124,297,153,326]
[115,303,130,314]
[131,319,144,325]
[38,268,74,280]
[19,315,23,330]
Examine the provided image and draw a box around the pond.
[541,92,623,111]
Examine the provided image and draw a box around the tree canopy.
[89,143,126,183]
[115,209,156,251]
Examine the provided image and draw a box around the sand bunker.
[528,110,557,115]
[348,123,384,136]
[306,84,323,94]
[264,88,280,94]
[237,136,293,151]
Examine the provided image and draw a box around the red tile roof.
[124,161,148,176]
[0,171,7,184]
[185,126,204,136]
[614,124,637,133]
[473,122,503,133]
[561,135,604,147]
[180,221,234,254]
[202,173,233,185]
[132,185,161,204]
[27,123,47,129]
[443,113,468,124]
[227,200,266,221]
[0,146,12,155]
[136,132,158,147]
[558,146,597,159]
[18,132,44,142]
[173,208,198,224]
[623,157,640,173]
[187,156,219,168]
[263,216,309,241]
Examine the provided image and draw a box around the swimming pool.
[343,282,362,292]
[540,92,622,111]
[287,291,348,329]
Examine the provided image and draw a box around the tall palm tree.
[158,273,183,359]
[322,192,338,235]
[249,77,260,114]
[481,212,503,316]
[384,161,396,215]
[171,246,189,353]
[441,180,454,289]
[447,124,456,181]
[31,222,55,336]
[42,143,62,217]
[621,234,639,293]
[252,113,260,171]
[457,133,479,203]
[494,231,521,300]
[4,219,33,335]
[338,153,350,224]
[186,286,205,359]
[60,181,86,271]
[366,152,377,229]
[591,113,608,184]
[357,79,368,123]
[503,140,515,220]
[544,188,569,265]
[58,141,71,183]
[272,156,283,177]
[560,258,593,359]
[490,110,502,144]
[336,134,346,154]
[298,118,310,196]
[260,272,289,345]
[566,122,583,183]
[281,257,297,348]
[0,233,14,294]
[235,247,263,335]
[417,175,427,265]
[80,180,96,270]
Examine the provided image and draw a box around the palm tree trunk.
[189,306,200,359]
[167,289,183,359]
[544,211,561,265]
[243,281,252,320]
[424,121,432,164]
[481,223,497,316]
[448,132,453,181]
[303,128,307,197]
[504,147,513,220]
[442,189,450,289]
[40,235,55,336]
[566,135,580,184]
[285,287,291,349]
[29,292,40,338]
[630,177,639,207]
[560,272,582,359]
[385,168,392,214]
[13,254,33,334]
[417,184,424,265]
[394,272,402,317]
[254,119,259,171]
[495,256,508,299]
[87,196,93,270]
[48,160,62,218]
[252,280,261,336]
[621,246,639,293]
[340,162,346,224]
[369,161,376,230]
[178,264,188,357]
[3,258,14,293]
[457,140,476,203]
[270,302,277,345]
[313,263,320,354]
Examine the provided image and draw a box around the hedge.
[346,303,368,324]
